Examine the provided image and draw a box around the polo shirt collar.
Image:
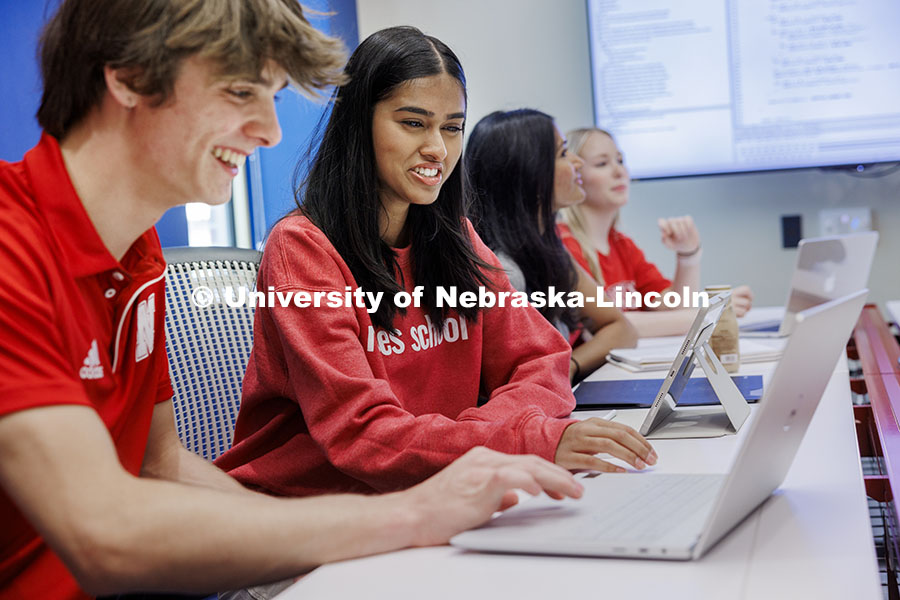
[24,132,158,278]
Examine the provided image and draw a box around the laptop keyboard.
[574,473,724,542]
[740,319,781,333]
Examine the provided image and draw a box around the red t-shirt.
[0,134,173,599]
[215,215,577,497]
[558,223,672,311]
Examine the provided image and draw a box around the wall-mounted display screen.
[587,0,900,178]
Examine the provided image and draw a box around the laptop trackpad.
[648,407,734,439]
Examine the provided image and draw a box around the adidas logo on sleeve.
[79,339,105,380]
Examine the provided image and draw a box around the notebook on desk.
[573,375,763,410]
[608,338,783,372]
[741,231,877,338]
[452,289,868,561]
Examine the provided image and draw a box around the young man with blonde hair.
[0,1,582,598]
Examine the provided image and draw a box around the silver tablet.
[639,292,751,439]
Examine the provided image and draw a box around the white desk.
[277,347,880,599]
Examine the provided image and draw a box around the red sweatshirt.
[215,215,577,496]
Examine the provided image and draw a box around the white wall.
[356,0,900,307]
[624,169,900,307]
[356,0,595,135]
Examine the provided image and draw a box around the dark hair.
[298,26,493,331]
[467,109,578,328]
[38,0,347,139]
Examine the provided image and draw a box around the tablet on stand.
[639,292,751,439]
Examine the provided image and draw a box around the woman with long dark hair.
[216,27,656,497]
[467,109,638,381]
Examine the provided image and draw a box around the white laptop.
[452,289,867,560]
[741,231,877,338]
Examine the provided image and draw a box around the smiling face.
[551,126,585,212]
[577,131,630,212]
[371,72,466,236]
[128,54,287,208]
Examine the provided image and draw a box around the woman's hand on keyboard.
[555,418,658,473]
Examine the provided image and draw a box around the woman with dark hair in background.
[216,27,657,497]
[467,109,637,382]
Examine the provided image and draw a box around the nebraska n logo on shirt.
[135,292,155,363]
[79,339,104,380]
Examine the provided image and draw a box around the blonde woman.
[558,128,753,337]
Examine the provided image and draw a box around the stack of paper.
[607,337,785,372]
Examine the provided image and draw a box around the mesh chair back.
[162,247,262,460]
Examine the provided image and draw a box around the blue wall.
[249,0,359,246]
[0,2,57,162]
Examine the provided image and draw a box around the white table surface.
[277,332,881,600]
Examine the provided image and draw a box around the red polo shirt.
[0,134,174,599]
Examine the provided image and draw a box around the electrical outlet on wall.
[781,215,802,248]
[819,207,873,236]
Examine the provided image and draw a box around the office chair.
[162,246,262,461]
